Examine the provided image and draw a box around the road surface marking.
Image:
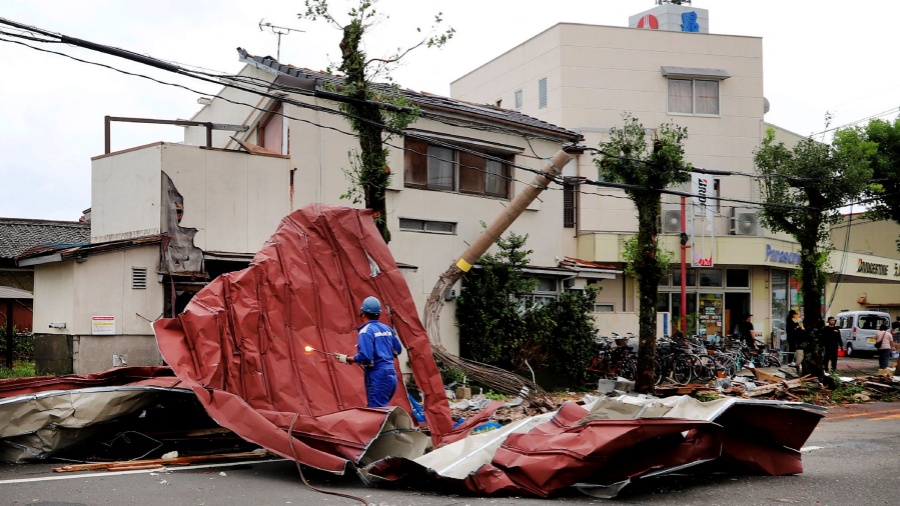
[827,408,900,420]
[0,458,287,485]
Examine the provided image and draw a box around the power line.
[0,18,873,215]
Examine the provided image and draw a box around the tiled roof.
[0,218,90,259]
[237,48,583,141]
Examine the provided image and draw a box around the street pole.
[680,196,688,335]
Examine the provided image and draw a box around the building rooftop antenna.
[258,19,304,61]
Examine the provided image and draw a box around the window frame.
[667,78,720,116]
[404,137,512,199]
[514,89,523,109]
[398,218,457,235]
[538,77,548,109]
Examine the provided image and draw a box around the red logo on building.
[637,14,659,30]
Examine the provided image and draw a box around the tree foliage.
[455,232,597,385]
[300,0,454,243]
[845,116,900,252]
[594,114,690,393]
[754,128,875,373]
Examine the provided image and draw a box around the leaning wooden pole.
[424,150,572,407]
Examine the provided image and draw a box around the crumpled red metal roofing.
[363,397,824,498]
[152,205,456,473]
[0,366,179,398]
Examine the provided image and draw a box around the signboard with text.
[91,316,116,335]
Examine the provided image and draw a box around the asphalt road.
[0,397,897,506]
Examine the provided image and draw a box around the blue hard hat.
[360,296,382,314]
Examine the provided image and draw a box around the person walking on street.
[874,323,894,370]
[334,296,403,408]
[819,316,842,373]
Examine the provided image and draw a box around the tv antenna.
[259,19,304,61]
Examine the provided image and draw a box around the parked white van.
[834,311,891,356]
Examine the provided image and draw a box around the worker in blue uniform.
[335,296,403,408]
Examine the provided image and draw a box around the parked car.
[834,310,891,356]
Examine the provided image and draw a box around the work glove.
[335,353,348,364]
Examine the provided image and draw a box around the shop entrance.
[724,292,750,337]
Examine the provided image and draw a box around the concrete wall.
[91,142,291,255]
[91,144,163,243]
[160,144,291,253]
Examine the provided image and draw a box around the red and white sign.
[637,14,659,30]
[91,315,116,335]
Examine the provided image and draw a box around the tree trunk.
[633,197,661,393]
[798,213,824,377]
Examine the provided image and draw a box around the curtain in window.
[485,159,506,196]
[695,80,719,115]
[668,79,693,113]
[428,145,455,189]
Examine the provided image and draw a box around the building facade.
[448,6,895,342]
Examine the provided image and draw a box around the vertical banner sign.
[691,174,715,267]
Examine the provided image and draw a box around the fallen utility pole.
[424,150,572,408]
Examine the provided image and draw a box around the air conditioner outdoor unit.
[660,204,682,234]
[731,207,760,236]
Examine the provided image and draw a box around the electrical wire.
[0,19,874,215]
[289,412,368,506]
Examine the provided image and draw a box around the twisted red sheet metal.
[152,205,454,472]
[364,398,825,498]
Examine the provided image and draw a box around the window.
[698,269,722,287]
[404,138,511,198]
[594,304,615,313]
[538,77,547,109]
[667,79,719,115]
[514,89,523,109]
[399,218,456,234]
[563,181,576,228]
[131,267,147,289]
[725,269,749,288]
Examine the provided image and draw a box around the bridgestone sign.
[857,259,888,276]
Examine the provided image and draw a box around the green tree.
[456,232,538,370]
[594,114,690,393]
[300,0,454,243]
[754,128,875,374]
[455,232,598,385]
[545,287,598,383]
[849,116,900,252]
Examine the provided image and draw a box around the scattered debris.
[51,450,271,473]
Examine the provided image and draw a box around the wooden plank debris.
[51,450,269,473]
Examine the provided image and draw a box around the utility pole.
[680,196,689,335]
[259,19,304,61]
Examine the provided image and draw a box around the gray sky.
[2,0,898,221]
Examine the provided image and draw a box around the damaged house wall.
[92,142,291,255]
[186,61,585,357]
[29,143,292,374]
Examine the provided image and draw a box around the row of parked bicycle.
[587,333,782,385]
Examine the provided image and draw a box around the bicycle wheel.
[672,355,699,385]
[717,355,737,378]
[619,357,636,380]
[763,353,781,368]
[696,355,715,382]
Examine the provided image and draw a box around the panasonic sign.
[765,245,800,265]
